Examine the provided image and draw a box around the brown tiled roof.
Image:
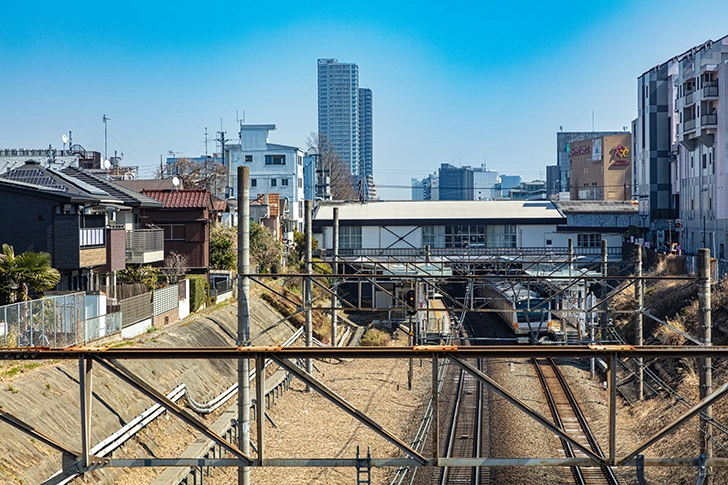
[142,189,211,209]
[212,199,228,212]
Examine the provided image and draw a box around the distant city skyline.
[3,1,728,199]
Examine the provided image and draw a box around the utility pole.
[304,200,313,391]
[237,166,251,485]
[699,248,713,484]
[217,131,232,198]
[635,244,643,401]
[331,208,339,347]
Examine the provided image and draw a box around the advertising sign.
[592,139,602,161]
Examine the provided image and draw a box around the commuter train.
[478,282,558,340]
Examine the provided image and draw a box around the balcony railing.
[684,118,696,131]
[126,228,164,264]
[701,113,717,126]
[685,90,695,105]
[80,227,105,247]
[704,83,719,97]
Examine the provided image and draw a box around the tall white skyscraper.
[318,58,373,182]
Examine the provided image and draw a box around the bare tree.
[158,157,228,197]
[307,132,358,200]
[161,251,189,284]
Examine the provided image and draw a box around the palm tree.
[0,244,61,304]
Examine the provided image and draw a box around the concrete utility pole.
[635,244,644,401]
[331,208,339,347]
[600,239,608,341]
[699,248,713,484]
[237,166,251,485]
[567,238,573,344]
[305,200,313,391]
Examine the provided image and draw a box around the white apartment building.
[472,164,500,200]
[228,125,305,237]
[635,36,728,256]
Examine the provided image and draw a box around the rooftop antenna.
[103,114,110,161]
[591,110,595,132]
[205,127,209,158]
[61,133,69,151]
[559,125,563,132]
[242,110,245,123]
[172,176,180,191]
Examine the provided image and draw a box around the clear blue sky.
[2,0,728,199]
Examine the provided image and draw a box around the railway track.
[439,324,489,485]
[532,358,618,485]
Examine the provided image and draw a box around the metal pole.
[608,353,617,465]
[635,244,644,401]
[566,238,573,343]
[699,248,713,484]
[432,356,439,460]
[79,355,92,468]
[237,166,251,485]
[331,208,339,347]
[601,239,608,341]
[305,200,313,391]
[256,353,265,465]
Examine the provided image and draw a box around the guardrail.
[80,227,105,247]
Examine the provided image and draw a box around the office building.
[569,134,632,201]
[438,164,474,201]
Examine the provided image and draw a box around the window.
[545,239,553,246]
[281,178,289,186]
[422,226,445,248]
[251,179,257,187]
[298,177,303,188]
[265,155,286,165]
[245,155,253,163]
[161,224,185,241]
[339,226,362,249]
[270,179,277,187]
[577,234,601,248]
[703,154,707,170]
[486,225,517,248]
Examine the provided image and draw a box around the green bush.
[189,275,209,312]
[361,327,391,346]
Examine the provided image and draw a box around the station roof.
[555,200,638,214]
[313,200,566,226]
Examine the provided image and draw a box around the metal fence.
[210,278,233,297]
[0,293,86,347]
[84,312,123,342]
[120,293,153,328]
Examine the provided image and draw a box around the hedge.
[188,275,209,312]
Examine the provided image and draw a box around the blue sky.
[2,1,728,199]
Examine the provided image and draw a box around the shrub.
[188,275,209,312]
[361,327,391,347]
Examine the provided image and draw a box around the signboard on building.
[611,144,630,166]
[591,139,602,161]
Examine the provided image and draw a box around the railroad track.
[440,324,489,485]
[532,358,619,485]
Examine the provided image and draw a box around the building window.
[271,179,277,187]
[281,178,289,186]
[265,155,286,165]
[161,224,186,241]
[577,234,601,248]
[486,225,517,248]
[251,179,257,187]
[245,155,253,163]
[422,226,445,248]
[339,226,362,249]
[298,177,303,188]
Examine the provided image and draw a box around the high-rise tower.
[318,58,373,181]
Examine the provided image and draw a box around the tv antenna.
[61,133,69,151]
[103,114,110,161]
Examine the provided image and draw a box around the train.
[478,282,559,341]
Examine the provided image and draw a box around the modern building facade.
[318,59,360,176]
[635,35,728,255]
[549,131,628,199]
[438,164,474,201]
[472,164,500,200]
[228,125,305,237]
[358,87,373,182]
[317,59,374,186]
[569,134,632,201]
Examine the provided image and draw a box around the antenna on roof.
[172,176,180,191]
[61,133,69,151]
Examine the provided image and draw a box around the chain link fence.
[0,293,86,347]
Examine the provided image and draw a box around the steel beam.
[270,356,427,465]
[0,408,81,459]
[93,357,253,465]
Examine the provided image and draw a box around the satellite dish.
[102,159,111,169]
[172,176,180,187]
[61,134,69,144]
